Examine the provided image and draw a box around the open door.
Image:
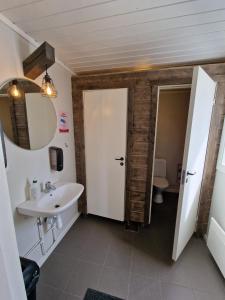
[172,66,216,261]
[0,126,26,299]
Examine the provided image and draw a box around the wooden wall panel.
[72,63,225,235]
[12,99,30,149]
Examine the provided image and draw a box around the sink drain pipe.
[37,217,45,256]
[55,215,63,229]
[25,216,62,258]
[38,216,61,255]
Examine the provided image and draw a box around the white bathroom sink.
[17,182,84,217]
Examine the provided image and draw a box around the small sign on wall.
[59,112,69,133]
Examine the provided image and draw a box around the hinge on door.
[181,170,186,185]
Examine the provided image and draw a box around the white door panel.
[207,218,225,278]
[84,88,128,221]
[0,123,26,299]
[173,66,216,261]
[207,118,225,277]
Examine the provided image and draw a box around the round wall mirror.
[0,78,57,150]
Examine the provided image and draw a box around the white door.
[0,124,27,299]
[206,119,225,277]
[172,66,216,261]
[84,88,128,221]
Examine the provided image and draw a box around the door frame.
[149,84,192,224]
[83,88,129,221]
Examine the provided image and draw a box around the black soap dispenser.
[49,147,63,171]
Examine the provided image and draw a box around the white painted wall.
[0,20,78,265]
[156,89,190,191]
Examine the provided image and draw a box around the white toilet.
[153,158,169,204]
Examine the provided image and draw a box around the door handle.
[115,157,124,161]
[187,171,196,176]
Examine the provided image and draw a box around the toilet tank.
[154,158,167,177]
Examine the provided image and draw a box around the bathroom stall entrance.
[149,66,216,261]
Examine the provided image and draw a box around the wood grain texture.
[11,98,30,149]
[72,62,225,235]
[23,42,55,80]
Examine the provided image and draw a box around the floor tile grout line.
[75,256,104,267]
[66,290,83,298]
[55,248,107,267]
[160,280,217,298]
[103,242,111,266]
[132,270,158,282]
[191,286,225,299]
[38,281,72,295]
[38,282,61,290]
[62,268,74,293]
[158,279,164,300]
[160,278,195,290]
[126,247,134,300]
[191,287,198,300]
[38,282,82,299]
[96,241,111,289]
[160,276,221,293]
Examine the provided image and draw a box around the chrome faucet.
[44,181,56,193]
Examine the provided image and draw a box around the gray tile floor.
[37,194,225,300]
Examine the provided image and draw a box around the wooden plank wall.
[72,63,225,235]
[12,98,30,149]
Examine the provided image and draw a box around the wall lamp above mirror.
[41,65,57,98]
[0,78,57,150]
[23,42,57,98]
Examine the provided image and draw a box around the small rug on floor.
[84,289,124,300]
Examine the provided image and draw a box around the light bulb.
[41,69,57,98]
[7,80,24,99]
[46,84,53,96]
[12,85,20,97]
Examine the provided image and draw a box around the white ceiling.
[1,0,225,73]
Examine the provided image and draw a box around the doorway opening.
[150,86,191,256]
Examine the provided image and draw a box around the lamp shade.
[41,70,57,98]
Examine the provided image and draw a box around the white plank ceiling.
[1,0,225,73]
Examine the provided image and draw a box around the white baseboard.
[38,212,80,267]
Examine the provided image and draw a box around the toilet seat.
[153,176,169,189]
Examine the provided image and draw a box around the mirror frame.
[0,77,57,151]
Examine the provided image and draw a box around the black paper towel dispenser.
[49,147,63,171]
